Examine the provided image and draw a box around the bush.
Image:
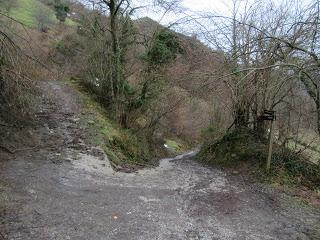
[197,128,320,189]
[106,131,152,166]
[0,30,37,124]
[56,34,82,57]
[272,149,320,189]
[54,0,70,23]
[197,128,267,164]
[201,124,225,142]
[143,29,183,67]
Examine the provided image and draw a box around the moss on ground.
[197,128,320,190]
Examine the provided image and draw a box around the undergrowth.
[67,79,165,169]
[0,23,37,124]
[197,128,320,190]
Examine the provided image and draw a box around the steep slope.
[7,0,75,27]
[131,18,227,140]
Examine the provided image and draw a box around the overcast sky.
[181,0,232,14]
[133,0,234,22]
[133,0,312,22]
[80,0,313,40]
[131,0,257,38]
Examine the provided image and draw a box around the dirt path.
[0,81,319,240]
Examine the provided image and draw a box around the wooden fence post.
[266,120,274,172]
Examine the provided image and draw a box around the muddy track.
[0,81,319,240]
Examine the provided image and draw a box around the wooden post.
[266,120,274,172]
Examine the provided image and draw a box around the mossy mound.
[198,128,267,164]
[197,128,320,189]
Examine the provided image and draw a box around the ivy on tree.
[134,29,183,108]
[146,29,183,67]
[54,0,70,23]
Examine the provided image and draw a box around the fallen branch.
[0,145,14,154]
[0,231,6,240]
[109,160,122,171]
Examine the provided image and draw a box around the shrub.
[197,128,267,164]
[271,149,320,189]
[201,124,225,142]
[54,0,69,23]
[197,128,320,189]
[0,29,37,124]
[143,29,183,67]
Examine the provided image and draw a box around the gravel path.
[0,81,319,240]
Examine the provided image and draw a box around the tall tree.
[80,0,136,125]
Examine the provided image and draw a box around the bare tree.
[181,0,320,139]
[272,0,320,135]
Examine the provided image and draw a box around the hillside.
[55,15,226,141]
[7,0,75,27]
[134,18,226,140]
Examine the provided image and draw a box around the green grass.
[8,0,76,27]
[165,139,185,153]
[9,0,55,27]
[65,17,77,26]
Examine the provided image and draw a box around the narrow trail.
[0,81,319,240]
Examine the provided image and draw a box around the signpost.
[262,110,276,172]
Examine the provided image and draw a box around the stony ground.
[0,81,319,240]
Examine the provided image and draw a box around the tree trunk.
[109,1,121,97]
[234,102,249,128]
[256,117,266,139]
[108,0,125,124]
[316,96,320,135]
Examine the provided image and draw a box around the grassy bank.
[8,0,75,27]
[67,80,166,170]
[197,128,320,190]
